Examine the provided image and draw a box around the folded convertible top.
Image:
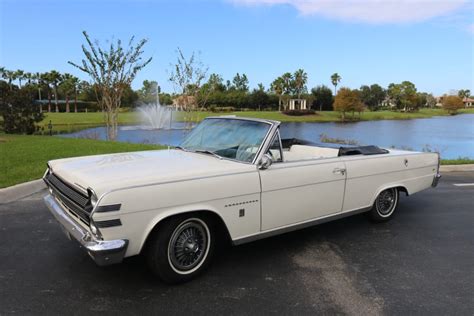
[338,145,389,156]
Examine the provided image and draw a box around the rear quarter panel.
[342,151,438,212]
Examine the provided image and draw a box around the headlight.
[87,188,98,208]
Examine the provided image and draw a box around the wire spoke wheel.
[168,219,209,273]
[375,188,397,216]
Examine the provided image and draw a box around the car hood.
[48,149,256,196]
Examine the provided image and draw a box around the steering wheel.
[236,144,256,162]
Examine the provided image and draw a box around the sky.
[0,0,473,95]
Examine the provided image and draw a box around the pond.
[60,114,474,159]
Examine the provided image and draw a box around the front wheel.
[146,215,214,284]
[369,188,399,222]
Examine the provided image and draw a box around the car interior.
[267,138,389,163]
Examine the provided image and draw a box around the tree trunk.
[65,95,70,112]
[48,91,51,112]
[74,89,77,113]
[54,86,59,112]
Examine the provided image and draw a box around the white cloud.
[230,0,468,24]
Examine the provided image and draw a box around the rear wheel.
[146,215,214,284]
[369,188,399,222]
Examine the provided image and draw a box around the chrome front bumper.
[44,194,128,266]
[432,173,442,187]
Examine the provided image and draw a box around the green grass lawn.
[0,134,165,188]
[440,158,474,165]
[37,108,474,133]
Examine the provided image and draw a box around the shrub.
[442,95,463,114]
[282,109,316,116]
[0,87,43,134]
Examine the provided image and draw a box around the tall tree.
[458,89,471,100]
[333,87,364,121]
[138,80,160,104]
[45,70,62,112]
[207,73,226,92]
[359,84,386,110]
[41,72,53,112]
[270,77,285,111]
[293,69,308,99]
[15,69,25,88]
[311,85,333,111]
[169,47,208,110]
[331,73,341,95]
[69,31,152,140]
[387,81,418,111]
[2,69,17,91]
[59,73,77,112]
[442,95,463,114]
[232,73,249,92]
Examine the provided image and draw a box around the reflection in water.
[60,114,474,159]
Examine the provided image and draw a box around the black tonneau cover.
[337,145,389,156]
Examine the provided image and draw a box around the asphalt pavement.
[1,172,473,315]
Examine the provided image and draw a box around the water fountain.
[137,90,173,129]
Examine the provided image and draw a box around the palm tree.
[331,73,342,95]
[41,72,53,112]
[271,77,285,111]
[293,69,308,99]
[24,72,32,86]
[281,72,293,110]
[3,70,17,90]
[15,69,25,88]
[48,70,62,112]
[61,73,73,112]
[71,76,80,113]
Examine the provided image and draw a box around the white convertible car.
[43,116,441,283]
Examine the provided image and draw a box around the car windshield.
[180,118,271,163]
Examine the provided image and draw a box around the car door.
[259,132,347,231]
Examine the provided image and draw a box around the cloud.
[230,0,468,24]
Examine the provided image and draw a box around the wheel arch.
[370,184,408,206]
[139,209,232,255]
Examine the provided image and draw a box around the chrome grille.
[44,173,91,224]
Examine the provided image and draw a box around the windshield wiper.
[194,149,223,159]
[175,146,187,151]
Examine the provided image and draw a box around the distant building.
[463,97,474,107]
[288,99,307,110]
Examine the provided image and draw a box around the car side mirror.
[258,154,273,170]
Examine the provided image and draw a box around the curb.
[0,179,46,204]
[440,164,474,172]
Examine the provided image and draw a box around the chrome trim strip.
[232,206,371,245]
[253,120,280,165]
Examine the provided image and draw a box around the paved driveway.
[1,172,473,315]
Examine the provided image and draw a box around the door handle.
[333,168,346,175]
